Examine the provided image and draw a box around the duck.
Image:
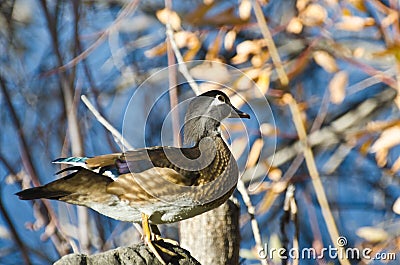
[16,90,250,264]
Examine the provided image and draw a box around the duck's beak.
[230,105,250,119]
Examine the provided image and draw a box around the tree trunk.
[179,199,240,265]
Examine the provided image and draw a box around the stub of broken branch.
[54,241,200,265]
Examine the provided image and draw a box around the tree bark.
[54,242,200,265]
[179,199,240,265]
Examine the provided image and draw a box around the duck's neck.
[184,117,221,145]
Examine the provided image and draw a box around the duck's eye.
[217,95,225,102]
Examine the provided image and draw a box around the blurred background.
[1,0,400,264]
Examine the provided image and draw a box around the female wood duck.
[16,90,250,263]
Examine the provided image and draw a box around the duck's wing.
[88,146,217,205]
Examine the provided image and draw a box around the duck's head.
[184,90,250,144]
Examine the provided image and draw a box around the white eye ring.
[217,95,225,102]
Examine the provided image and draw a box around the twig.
[164,3,181,146]
[81,95,134,150]
[236,180,268,265]
[165,23,201,95]
[283,93,350,265]
[252,0,288,86]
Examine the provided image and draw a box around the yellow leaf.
[256,68,270,94]
[247,138,264,168]
[251,51,269,68]
[296,0,310,11]
[268,168,282,181]
[239,0,251,20]
[375,148,388,167]
[156,8,181,30]
[299,4,327,27]
[206,32,222,60]
[393,197,400,214]
[144,43,167,57]
[231,137,248,160]
[348,0,367,12]
[313,50,338,73]
[224,30,236,50]
[336,16,372,32]
[391,156,400,172]
[237,40,261,55]
[189,61,230,84]
[286,17,303,34]
[329,70,348,104]
[371,125,400,153]
[356,227,389,243]
[260,123,276,137]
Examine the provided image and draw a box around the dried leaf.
[231,53,249,65]
[224,30,236,50]
[296,0,310,11]
[183,43,201,61]
[375,148,388,167]
[353,47,365,58]
[393,197,400,214]
[329,70,348,104]
[260,123,275,137]
[206,32,222,60]
[0,226,10,240]
[156,8,181,30]
[247,138,264,168]
[299,4,327,27]
[370,125,400,153]
[231,137,248,160]
[360,138,373,156]
[229,93,247,109]
[256,68,270,94]
[12,0,33,23]
[5,170,26,184]
[235,68,261,89]
[258,190,279,213]
[348,0,367,12]
[286,17,303,34]
[336,16,371,32]
[268,168,282,181]
[198,82,222,93]
[356,227,389,243]
[239,0,252,20]
[272,181,288,194]
[145,43,167,58]
[237,40,261,56]
[252,51,270,68]
[391,156,400,172]
[366,120,400,132]
[313,50,338,73]
[190,62,230,84]
[381,11,398,28]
